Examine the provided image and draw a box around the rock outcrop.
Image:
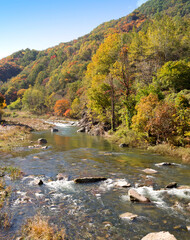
[77,112,111,136]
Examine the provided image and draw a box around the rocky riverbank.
[0,116,52,152]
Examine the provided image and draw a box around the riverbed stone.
[74,177,107,183]
[119,212,138,220]
[38,138,47,144]
[128,189,150,203]
[141,231,177,240]
[142,168,158,174]
[165,182,178,189]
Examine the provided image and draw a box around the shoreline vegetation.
[0,111,189,164]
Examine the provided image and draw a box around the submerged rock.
[165,182,178,189]
[141,231,177,240]
[119,212,138,220]
[74,177,107,184]
[128,189,150,203]
[38,138,47,144]
[142,168,158,174]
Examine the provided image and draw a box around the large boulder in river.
[128,189,150,203]
[141,231,177,240]
[74,177,107,184]
[38,138,47,144]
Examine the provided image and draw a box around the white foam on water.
[121,195,130,202]
[16,191,27,196]
[135,186,190,207]
[135,186,167,207]
[98,179,114,192]
[35,193,44,198]
[167,188,190,199]
[45,120,77,128]
[45,179,74,191]
[98,178,130,193]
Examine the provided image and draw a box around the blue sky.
[0,0,148,59]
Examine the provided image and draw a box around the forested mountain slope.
[0,0,190,147]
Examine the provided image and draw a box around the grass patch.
[148,144,190,163]
[2,166,23,180]
[21,214,66,240]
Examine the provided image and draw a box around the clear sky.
[0,0,148,59]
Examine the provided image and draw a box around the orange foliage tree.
[54,99,70,116]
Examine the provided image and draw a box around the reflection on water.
[0,122,190,239]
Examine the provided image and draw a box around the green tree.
[157,60,190,92]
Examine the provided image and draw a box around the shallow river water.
[0,121,190,239]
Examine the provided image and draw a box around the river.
[0,121,190,239]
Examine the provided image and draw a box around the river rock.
[141,231,177,240]
[119,212,138,220]
[38,138,47,144]
[142,168,158,174]
[128,189,150,203]
[74,177,107,184]
[34,179,44,186]
[156,162,176,167]
[165,182,178,189]
[119,143,129,148]
[77,127,85,133]
[115,180,131,188]
[51,128,59,133]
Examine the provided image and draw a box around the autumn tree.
[147,102,176,142]
[0,93,6,121]
[132,93,159,134]
[54,99,70,116]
